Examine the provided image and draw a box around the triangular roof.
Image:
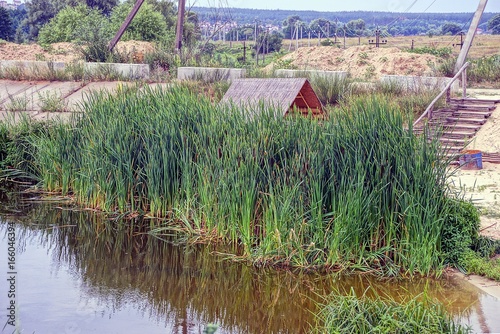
[220,78,324,117]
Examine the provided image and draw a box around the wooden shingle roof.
[220,78,324,116]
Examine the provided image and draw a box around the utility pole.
[175,0,186,51]
[108,0,145,51]
[454,0,488,74]
[296,22,299,50]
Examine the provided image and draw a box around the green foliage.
[24,0,57,40]
[487,13,500,34]
[407,46,453,59]
[346,19,365,37]
[472,236,500,258]
[309,74,348,105]
[0,116,49,181]
[145,45,177,77]
[110,2,167,42]
[254,31,283,54]
[72,13,114,62]
[467,55,500,83]
[441,22,462,36]
[440,199,480,265]
[7,7,27,41]
[282,15,303,39]
[459,250,500,281]
[10,87,461,274]
[309,18,335,38]
[38,5,107,45]
[316,289,471,334]
[84,0,118,16]
[0,8,14,41]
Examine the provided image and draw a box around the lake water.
[1,200,499,333]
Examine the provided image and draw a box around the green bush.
[73,14,114,62]
[38,5,109,45]
[0,116,49,181]
[459,250,500,281]
[110,2,167,42]
[440,199,480,265]
[407,46,453,59]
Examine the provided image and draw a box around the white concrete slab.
[0,80,37,104]
[64,81,134,111]
[30,81,83,112]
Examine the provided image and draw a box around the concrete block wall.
[380,75,460,92]
[177,67,246,81]
[0,60,66,73]
[84,63,149,80]
[0,60,150,80]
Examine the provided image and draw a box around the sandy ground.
[467,89,500,154]
[0,41,155,63]
[450,162,500,240]
[268,45,441,80]
[447,89,500,241]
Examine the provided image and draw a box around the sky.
[190,0,500,13]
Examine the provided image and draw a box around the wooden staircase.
[414,98,500,162]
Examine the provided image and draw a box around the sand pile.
[0,40,155,63]
[269,45,442,80]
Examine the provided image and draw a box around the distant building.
[0,0,23,9]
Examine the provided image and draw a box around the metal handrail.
[413,62,470,127]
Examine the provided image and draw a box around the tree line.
[1,1,500,54]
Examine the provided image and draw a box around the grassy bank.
[315,289,471,334]
[0,85,481,274]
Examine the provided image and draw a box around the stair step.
[438,137,470,144]
[450,98,500,104]
[449,104,496,111]
[442,124,481,131]
[445,117,486,125]
[440,131,475,139]
[452,111,492,118]
[427,121,481,131]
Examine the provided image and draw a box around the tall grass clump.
[467,55,500,83]
[26,85,465,274]
[315,289,471,334]
[309,74,349,105]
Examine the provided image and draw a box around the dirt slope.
[270,45,442,80]
[0,41,154,63]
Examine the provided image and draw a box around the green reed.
[25,84,459,273]
[315,288,471,334]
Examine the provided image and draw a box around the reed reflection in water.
[0,202,497,333]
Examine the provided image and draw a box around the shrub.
[38,5,109,45]
[440,199,480,265]
[73,14,114,62]
[407,46,453,59]
[110,2,167,42]
[459,250,500,281]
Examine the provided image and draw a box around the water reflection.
[0,200,498,333]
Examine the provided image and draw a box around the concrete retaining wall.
[0,60,66,72]
[275,69,349,80]
[177,67,246,81]
[84,63,149,80]
[380,75,460,91]
[0,60,150,80]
